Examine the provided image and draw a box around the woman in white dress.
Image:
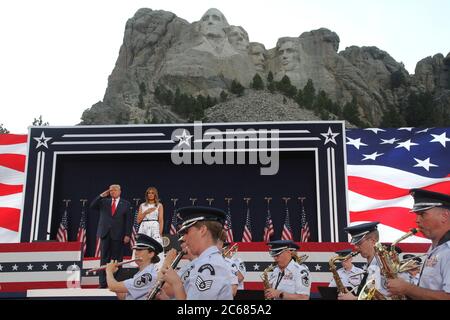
[136,187,164,268]
[137,187,164,243]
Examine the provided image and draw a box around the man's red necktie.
[111,198,117,216]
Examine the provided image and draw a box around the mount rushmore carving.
[81,8,450,126]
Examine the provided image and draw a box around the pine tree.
[32,115,49,126]
[380,106,406,127]
[230,79,245,96]
[220,90,228,102]
[251,74,264,90]
[343,97,365,127]
[267,71,274,83]
[302,79,316,109]
[0,124,9,134]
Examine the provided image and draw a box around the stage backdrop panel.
[20,121,348,251]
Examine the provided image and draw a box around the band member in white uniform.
[217,238,239,297]
[223,241,246,291]
[328,248,364,290]
[161,206,234,300]
[339,221,388,300]
[264,240,311,300]
[387,189,450,300]
[398,254,422,286]
[105,234,163,300]
[137,187,164,268]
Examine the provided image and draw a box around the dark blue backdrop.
[51,151,317,257]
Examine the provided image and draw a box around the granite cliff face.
[81,8,449,126]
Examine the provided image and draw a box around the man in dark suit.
[90,184,132,288]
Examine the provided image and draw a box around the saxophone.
[260,264,275,300]
[328,252,358,294]
[359,228,418,300]
[292,252,308,264]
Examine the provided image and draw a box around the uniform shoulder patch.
[195,275,213,291]
[198,263,216,275]
[134,273,152,288]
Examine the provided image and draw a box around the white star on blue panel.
[33,131,52,149]
[321,127,340,145]
[175,129,193,147]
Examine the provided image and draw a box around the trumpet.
[86,258,143,275]
[222,243,238,258]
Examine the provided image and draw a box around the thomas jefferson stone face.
[227,26,249,52]
[277,40,300,71]
[200,8,229,38]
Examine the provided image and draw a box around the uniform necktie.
[111,198,117,216]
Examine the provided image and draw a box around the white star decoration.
[253,263,260,271]
[430,132,450,147]
[346,137,367,149]
[42,263,48,270]
[175,129,193,147]
[364,128,386,134]
[380,137,399,145]
[398,127,414,132]
[395,139,418,151]
[321,127,340,145]
[0,264,3,271]
[416,128,431,133]
[33,131,52,149]
[362,152,384,161]
[414,158,438,171]
[314,264,321,271]
[27,264,33,270]
[12,264,18,271]
[57,263,63,270]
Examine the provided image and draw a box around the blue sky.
[0,0,449,133]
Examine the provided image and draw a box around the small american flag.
[241,203,252,242]
[76,205,87,255]
[300,198,310,242]
[129,205,139,249]
[263,200,274,242]
[281,202,293,241]
[170,203,178,236]
[224,200,234,242]
[56,206,69,242]
[94,237,101,258]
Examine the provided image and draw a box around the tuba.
[359,228,419,300]
[328,252,358,294]
[261,264,276,300]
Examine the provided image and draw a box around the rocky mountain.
[81,8,450,127]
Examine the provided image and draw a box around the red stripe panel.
[0,207,20,232]
[349,177,450,200]
[0,154,26,172]
[236,242,359,252]
[0,241,83,252]
[420,181,450,194]
[348,176,408,199]
[0,183,23,197]
[0,281,80,292]
[0,134,27,145]
[350,207,420,235]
